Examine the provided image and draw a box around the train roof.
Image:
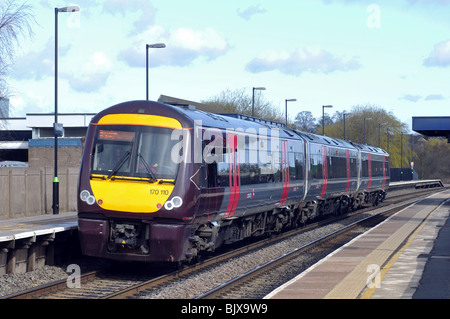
[92,100,389,155]
[293,130,357,150]
[166,102,295,139]
[350,141,389,156]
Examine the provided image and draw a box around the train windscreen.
[91,125,179,181]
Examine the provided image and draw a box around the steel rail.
[194,197,427,299]
[2,187,445,299]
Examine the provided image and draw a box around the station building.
[0,108,95,167]
[0,95,202,168]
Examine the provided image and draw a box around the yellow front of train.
[78,101,199,263]
[84,113,182,213]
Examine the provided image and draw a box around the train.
[77,100,390,263]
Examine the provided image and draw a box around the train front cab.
[77,101,200,263]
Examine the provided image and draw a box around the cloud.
[423,39,450,67]
[65,52,111,93]
[400,94,446,102]
[400,94,421,102]
[11,38,71,81]
[323,0,450,4]
[118,26,230,68]
[236,4,267,20]
[101,0,157,34]
[246,47,361,76]
[407,0,450,5]
[424,94,445,101]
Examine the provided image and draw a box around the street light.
[146,43,166,100]
[322,105,333,135]
[252,87,266,117]
[285,99,297,126]
[364,117,372,144]
[386,128,391,153]
[378,122,387,147]
[343,111,350,140]
[54,5,80,215]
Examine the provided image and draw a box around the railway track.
[2,187,445,299]
[196,188,448,299]
[195,200,411,299]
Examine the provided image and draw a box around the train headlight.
[80,190,96,205]
[86,195,96,205]
[171,196,183,208]
[164,201,174,210]
[80,190,90,202]
[163,196,183,210]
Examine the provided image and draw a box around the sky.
[6,0,450,132]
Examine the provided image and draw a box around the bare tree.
[294,111,317,133]
[202,87,284,123]
[0,0,35,99]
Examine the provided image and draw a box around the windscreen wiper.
[107,150,131,179]
[137,153,158,183]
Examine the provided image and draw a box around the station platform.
[0,212,77,243]
[265,189,450,299]
[0,212,77,274]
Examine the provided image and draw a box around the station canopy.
[412,116,450,142]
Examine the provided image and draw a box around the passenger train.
[77,100,390,263]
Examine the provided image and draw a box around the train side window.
[350,157,358,177]
[207,162,218,187]
[330,155,346,179]
[217,162,229,187]
[294,153,304,180]
[309,145,323,180]
[362,159,369,177]
[310,154,323,179]
[240,136,251,185]
[290,141,304,181]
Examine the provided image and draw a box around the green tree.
[414,137,450,183]
[323,104,409,168]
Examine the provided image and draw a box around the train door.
[319,145,328,198]
[198,131,225,218]
[345,149,351,193]
[280,140,289,206]
[367,153,372,191]
[224,134,240,218]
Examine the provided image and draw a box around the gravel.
[0,219,354,298]
[138,220,358,299]
[0,265,68,297]
[0,188,421,299]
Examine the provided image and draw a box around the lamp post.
[400,132,404,180]
[146,43,166,100]
[364,117,372,144]
[251,87,266,117]
[343,111,349,140]
[386,128,390,153]
[322,105,333,135]
[378,122,387,147]
[54,5,79,215]
[285,99,297,127]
